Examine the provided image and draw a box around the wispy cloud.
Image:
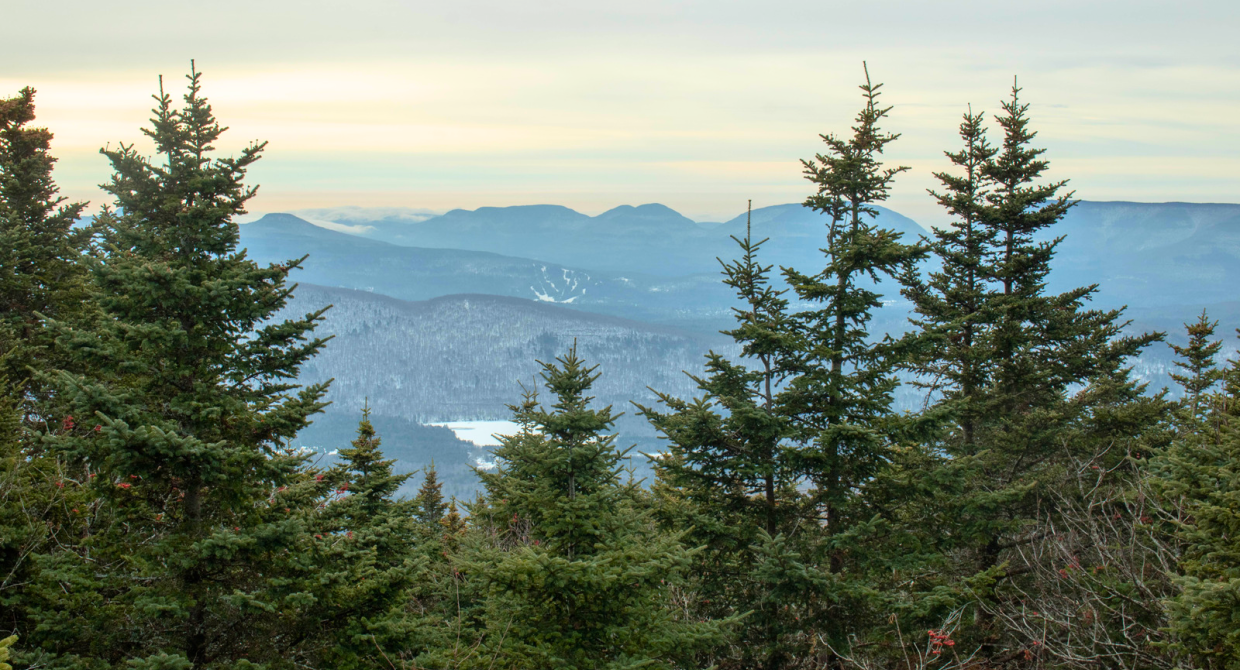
[3,1,1237,223]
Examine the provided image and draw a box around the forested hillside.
[3,67,1239,670]
[240,213,735,328]
[284,284,729,491]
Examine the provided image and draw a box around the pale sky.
[4,0,1237,224]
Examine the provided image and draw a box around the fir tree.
[902,107,999,448]
[333,405,410,514]
[782,63,923,526]
[469,345,728,669]
[971,78,1161,565]
[304,409,436,669]
[638,202,803,669]
[0,88,95,652]
[904,81,1168,660]
[643,69,930,668]
[1169,311,1225,422]
[776,64,926,660]
[416,461,447,527]
[21,65,333,668]
[0,87,92,398]
[1153,327,1240,669]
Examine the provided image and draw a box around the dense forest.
[2,64,1238,670]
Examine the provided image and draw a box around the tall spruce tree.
[974,78,1161,567]
[901,107,998,448]
[19,66,335,668]
[467,346,728,669]
[642,68,930,668]
[639,201,802,669]
[0,88,95,641]
[903,81,1167,660]
[303,409,438,669]
[782,64,923,528]
[1153,323,1240,669]
[0,88,92,398]
[776,65,926,661]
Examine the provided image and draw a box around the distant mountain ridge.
[333,202,925,276]
[245,198,1240,339]
[306,199,1240,311]
[239,213,734,329]
[1040,201,1240,307]
[256,198,1240,499]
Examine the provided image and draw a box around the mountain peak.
[595,203,696,226]
[441,204,588,221]
[247,213,319,230]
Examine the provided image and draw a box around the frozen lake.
[428,420,520,447]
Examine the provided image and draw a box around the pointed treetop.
[416,460,446,526]
[1170,311,1224,419]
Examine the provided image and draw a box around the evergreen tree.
[333,406,411,514]
[643,69,931,668]
[973,78,1161,566]
[0,88,96,650]
[19,66,334,668]
[901,107,998,448]
[416,461,447,527]
[1170,311,1225,422]
[903,81,1168,660]
[0,87,92,398]
[639,202,804,669]
[304,409,438,669]
[782,63,923,528]
[468,346,728,669]
[1153,325,1240,669]
[776,64,926,660]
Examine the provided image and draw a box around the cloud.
[2,1,1236,222]
[294,217,376,235]
[292,206,440,224]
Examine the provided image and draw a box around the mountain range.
[289,199,1240,310]
[239,200,1240,496]
[242,213,734,330]
[320,202,926,278]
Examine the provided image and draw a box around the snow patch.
[430,420,520,447]
[529,265,589,303]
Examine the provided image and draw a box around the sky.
[4,0,1238,225]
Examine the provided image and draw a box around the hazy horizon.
[5,0,1238,225]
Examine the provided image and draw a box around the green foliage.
[21,65,335,668]
[899,81,1169,663]
[301,410,442,669]
[415,461,447,527]
[641,68,936,668]
[0,88,95,653]
[0,87,92,399]
[901,107,997,448]
[1170,311,1225,422]
[0,634,16,670]
[467,345,729,669]
[639,201,803,668]
[1153,322,1240,669]
[783,65,924,516]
